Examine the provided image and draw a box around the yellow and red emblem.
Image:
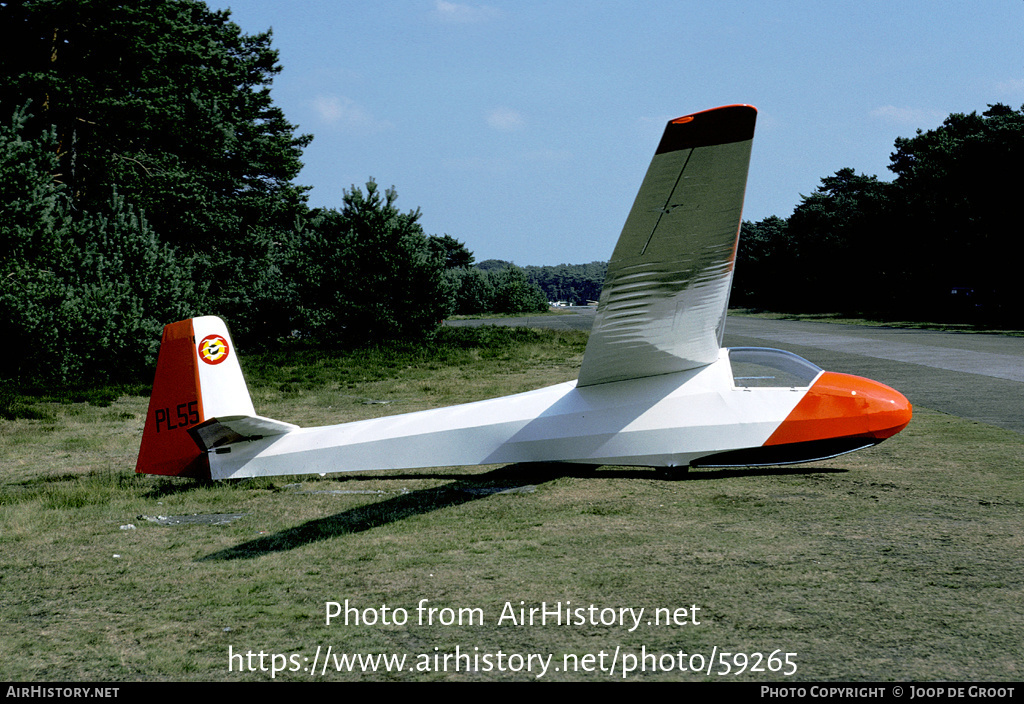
[198,334,230,365]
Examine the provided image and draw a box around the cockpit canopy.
[728,347,823,388]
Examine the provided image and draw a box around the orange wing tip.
[657,104,757,154]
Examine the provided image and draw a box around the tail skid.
[135,317,295,479]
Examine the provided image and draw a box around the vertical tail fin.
[136,316,255,478]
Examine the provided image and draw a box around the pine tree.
[0,0,312,252]
[1,106,195,385]
[297,181,451,346]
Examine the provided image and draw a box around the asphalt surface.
[447,309,1024,434]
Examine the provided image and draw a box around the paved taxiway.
[447,309,1024,433]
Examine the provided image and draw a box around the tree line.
[733,104,1024,326]
[0,0,546,388]
[4,1,1021,391]
[522,261,607,306]
[450,259,607,310]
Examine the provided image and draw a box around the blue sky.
[212,0,1024,265]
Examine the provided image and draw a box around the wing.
[576,104,757,387]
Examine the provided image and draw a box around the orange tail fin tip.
[136,317,256,479]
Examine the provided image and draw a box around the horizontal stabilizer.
[189,415,299,452]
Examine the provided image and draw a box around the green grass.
[1,327,1022,681]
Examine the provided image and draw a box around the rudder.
[136,316,255,478]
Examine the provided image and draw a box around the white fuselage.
[209,349,810,480]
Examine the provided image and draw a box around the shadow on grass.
[139,475,282,499]
[197,462,846,561]
[198,463,570,561]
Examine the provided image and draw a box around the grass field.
[1,327,1021,681]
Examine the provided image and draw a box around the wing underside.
[577,105,757,387]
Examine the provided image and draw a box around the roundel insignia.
[198,334,230,365]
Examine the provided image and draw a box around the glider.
[136,104,911,481]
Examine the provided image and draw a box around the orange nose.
[765,372,912,447]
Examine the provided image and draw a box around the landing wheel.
[655,466,689,480]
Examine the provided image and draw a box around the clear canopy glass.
[728,347,823,388]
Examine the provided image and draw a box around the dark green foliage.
[429,234,475,269]
[488,265,549,313]
[1,1,313,388]
[0,106,64,264]
[474,258,515,271]
[733,216,792,308]
[52,192,195,382]
[445,263,549,315]
[445,267,496,314]
[735,104,1024,325]
[0,106,197,386]
[295,181,451,346]
[1,2,502,390]
[784,169,898,313]
[523,261,607,305]
[0,0,312,253]
[887,104,1024,323]
[735,169,901,317]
